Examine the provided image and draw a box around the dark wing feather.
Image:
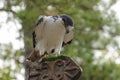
[32,31,36,48]
[33,16,45,48]
[36,16,44,27]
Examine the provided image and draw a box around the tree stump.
[25,56,82,80]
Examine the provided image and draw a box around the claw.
[43,52,49,58]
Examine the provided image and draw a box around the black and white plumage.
[33,14,74,57]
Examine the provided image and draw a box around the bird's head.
[60,14,74,33]
[60,14,74,27]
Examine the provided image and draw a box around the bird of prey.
[27,14,74,61]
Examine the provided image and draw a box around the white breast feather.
[35,16,66,56]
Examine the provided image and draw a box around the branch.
[0,8,17,14]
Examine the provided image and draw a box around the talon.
[43,52,49,58]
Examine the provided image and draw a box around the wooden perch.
[25,56,82,80]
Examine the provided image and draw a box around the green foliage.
[42,55,67,62]
[0,0,120,79]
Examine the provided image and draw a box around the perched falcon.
[28,14,74,61]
